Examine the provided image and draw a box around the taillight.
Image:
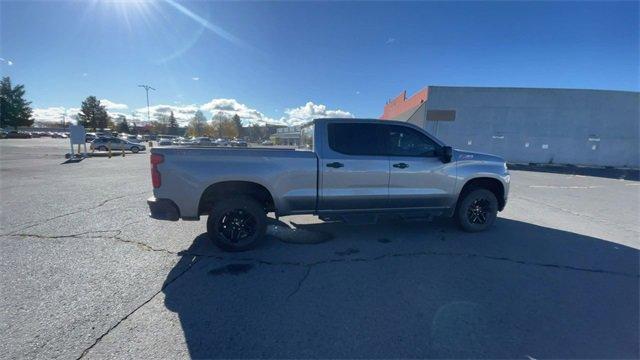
[150,153,164,188]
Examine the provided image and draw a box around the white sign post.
[69,125,88,158]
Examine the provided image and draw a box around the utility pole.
[137,84,156,122]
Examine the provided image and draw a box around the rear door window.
[327,123,385,156]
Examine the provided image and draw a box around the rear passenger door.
[319,123,390,211]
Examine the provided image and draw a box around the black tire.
[207,196,267,252]
[130,146,140,153]
[455,188,498,232]
[98,146,108,152]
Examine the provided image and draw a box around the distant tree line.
[153,111,180,135]
[184,111,279,140]
[0,77,281,140]
[185,111,243,138]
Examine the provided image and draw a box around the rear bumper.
[147,197,180,221]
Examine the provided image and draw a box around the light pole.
[138,84,156,122]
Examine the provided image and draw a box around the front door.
[385,124,456,209]
[320,123,389,211]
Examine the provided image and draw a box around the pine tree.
[167,111,179,135]
[116,115,130,133]
[232,114,243,138]
[0,77,34,129]
[77,96,110,131]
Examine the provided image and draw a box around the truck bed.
[151,147,318,219]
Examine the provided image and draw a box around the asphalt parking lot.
[1,138,638,359]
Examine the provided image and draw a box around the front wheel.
[207,196,267,252]
[455,188,498,232]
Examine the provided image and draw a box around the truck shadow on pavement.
[162,218,639,359]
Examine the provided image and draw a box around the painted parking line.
[528,185,603,189]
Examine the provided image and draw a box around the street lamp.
[138,84,156,122]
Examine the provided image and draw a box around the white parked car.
[158,138,173,146]
[90,137,146,153]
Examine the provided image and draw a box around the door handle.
[393,162,409,169]
[326,162,344,168]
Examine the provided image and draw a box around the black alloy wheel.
[456,188,498,232]
[217,209,258,245]
[207,196,267,252]
[467,198,491,224]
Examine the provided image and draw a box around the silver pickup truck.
[148,118,510,251]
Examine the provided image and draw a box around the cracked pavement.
[1,138,639,359]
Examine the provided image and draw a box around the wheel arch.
[457,177,506,211]
[198,180,276,216]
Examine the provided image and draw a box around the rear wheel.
[98,146,108,151]
[207,196,267,252]
[131,146,140,153]
[456,188,498,232]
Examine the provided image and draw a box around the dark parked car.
[6,131,32,139]
[230,139,248,147]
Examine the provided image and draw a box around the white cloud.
[0,57,13,66]
[33,98,354,128]
[32,107,79,124]
[82,73,88,77]
[200,98,272,125]
[192,77,200,81]
[134,104,199,125]
[100,99,128,110]
[282,102,353,125]
[199,98,353,126]
[385,38,396,45]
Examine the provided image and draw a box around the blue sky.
[1,0,638,125]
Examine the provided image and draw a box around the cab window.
[385,125,438,157]
[328,123,385,156]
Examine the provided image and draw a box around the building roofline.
[380,88,428,120]
[425,84,640,95]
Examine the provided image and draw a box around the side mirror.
[438,146,453,163]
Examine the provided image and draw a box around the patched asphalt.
[1,138,638,359]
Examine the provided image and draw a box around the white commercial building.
[381,86,639,168]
